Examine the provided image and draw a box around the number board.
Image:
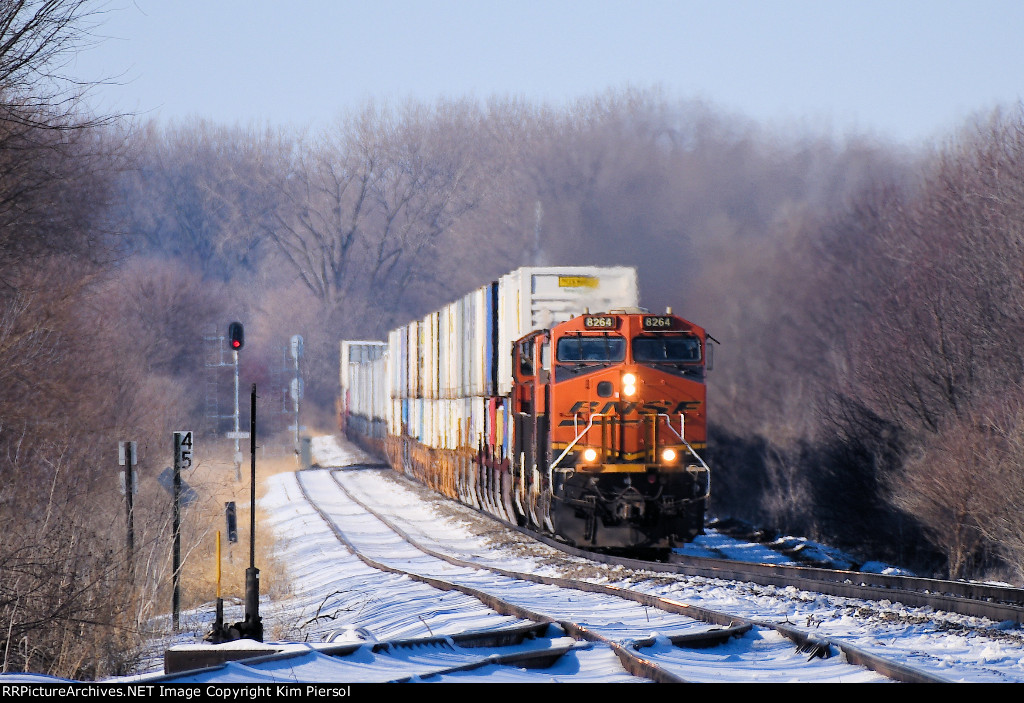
[174,431,193,471]
[642,315,676,330]
[583,315,617,329]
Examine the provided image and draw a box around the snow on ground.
[295,435,1024,683]
[7,433,1023,683]
[306,435,376,467]
[676,530,804,564]
[677,524,912,574]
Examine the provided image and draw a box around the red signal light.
[228,322,244,352]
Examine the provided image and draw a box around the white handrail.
[548,411,710,501]
[549,412,610,472]
[659,413,711,472]
[656,412,711,500]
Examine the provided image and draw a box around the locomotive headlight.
[622,372,637,397]
[583,448,598,463]
[661,448,677,463]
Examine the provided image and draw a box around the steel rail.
[155,623,579,682]
[296,469,689,683]
[326,467,949,683]
[403,459,1024,625]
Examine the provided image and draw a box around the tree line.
[124,96,1024,583]
[4,0,1024,679]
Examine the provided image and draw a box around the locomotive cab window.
[517,339,535,377]
[556,334,626,363]
[632,334,701,363]
[555,333,625,382]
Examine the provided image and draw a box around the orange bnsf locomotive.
[511,310,709,548]
[339,266,711,551]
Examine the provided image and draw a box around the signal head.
[228,321,244,351]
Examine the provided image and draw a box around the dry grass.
[172,439,302,611]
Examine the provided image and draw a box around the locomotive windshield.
[556,334,626,362]
[632,334,701,363]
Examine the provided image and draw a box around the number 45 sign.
[174,431,193,471]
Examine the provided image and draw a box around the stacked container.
[339,341,388,439]
[494,267,638,394]
[346,266,639,454]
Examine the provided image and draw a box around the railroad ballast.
[338,266,710,549]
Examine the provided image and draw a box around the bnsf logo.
[564,400,701,415]
[558,399,701,426]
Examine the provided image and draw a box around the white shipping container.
[340,341,388,437]
[372,266,639,450]
[425,396,437,447]
[340,341,386,407]
[423,312,438,400]
[468,396,486,449]
[387,398,399,436]
[472,289,489,396]
[387,329,402,399]
[441,301,456,398]
[472,287,488,396]
[408,397,419,441]
[496,266,638,394]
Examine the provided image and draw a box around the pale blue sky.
[71,0,1024,145]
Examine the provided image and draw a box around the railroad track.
[512,508,1024,625]
[371,459,1024,625]
[152,622,610,684]
[286,467,948,683]
[323,443,1024,625]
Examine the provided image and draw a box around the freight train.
[338,266,711,551]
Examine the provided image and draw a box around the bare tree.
[0,1,105,124]
[0,1,168,677]
[885,398,1024,580]
[262,101,480,315]
[771,107,1024,575]
[120,119,291,280]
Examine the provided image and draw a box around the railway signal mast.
[289,334,303,460]
[226,322,249,480]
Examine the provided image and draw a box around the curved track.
[408,463,1024,624]
[509,524,1024,624]
[294,467,953,683]
[341,439,1024,625]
